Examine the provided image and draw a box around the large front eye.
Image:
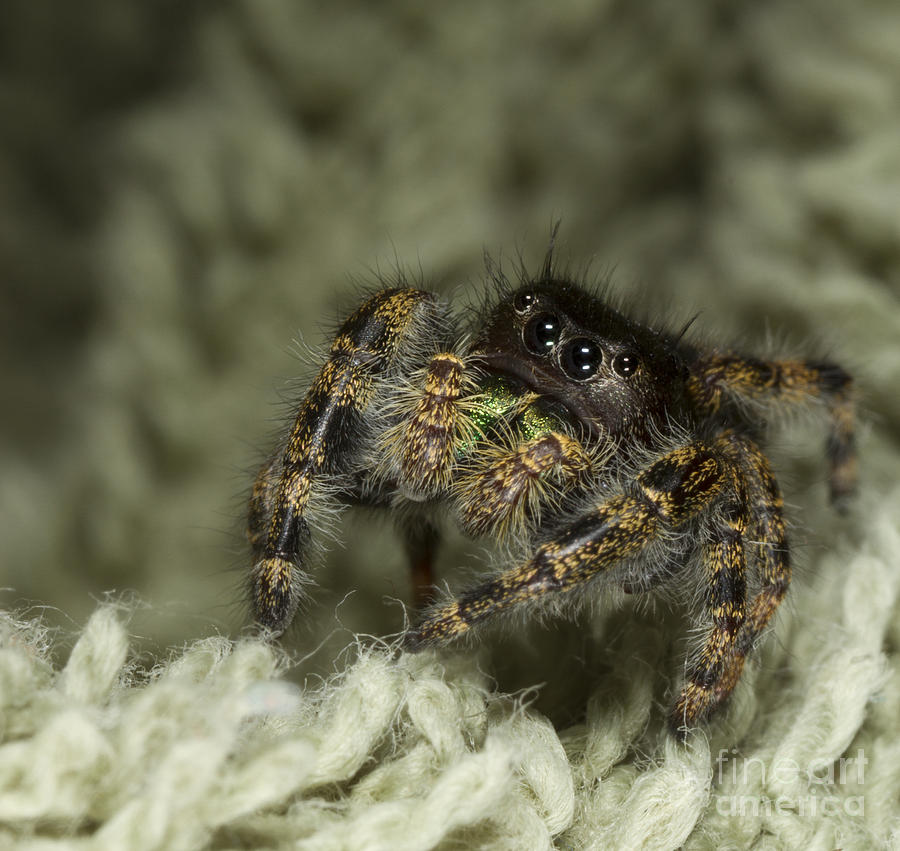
[523,313,561,355]
[561,337,602,380]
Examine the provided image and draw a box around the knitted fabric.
[2,493,899,850]
[2,0,900,848]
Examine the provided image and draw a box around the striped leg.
[740,444,791,661]
[406,441,728,648]
[720,439,790,714]
[396,352,468,499]
[384,349,470,607]
[250,288,441,635]
[670,499,748,737]
[455,431,592,538]
[690,355,857,509]
[672,436,790,736]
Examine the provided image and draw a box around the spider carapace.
[247,256,856,738]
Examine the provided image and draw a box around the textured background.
[2,1,900,846]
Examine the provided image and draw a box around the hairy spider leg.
[392,366,592,601]
[734,441,791,683]
[380,350,472,602]
[405,441,729,647]
[672,434,790,735]
[396,353,467,497]
[455,430,592,538]
[250,288,440,634]
[670,463,749,737]
[719,437,790,711]
[691,355,857,509]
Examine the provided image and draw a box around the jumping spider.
[247,251,856,738]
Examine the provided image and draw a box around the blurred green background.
[2,0,898,668]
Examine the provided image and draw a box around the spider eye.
[523,313,561,355]
[561,337,602,380]
[612,350,639,378]
[513,292,536,313]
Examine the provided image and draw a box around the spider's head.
[474,279,692,443]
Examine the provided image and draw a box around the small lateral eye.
[612,350,640,378]
[523,313,561,355]
[513,292,536,313]
[561,337,602,380]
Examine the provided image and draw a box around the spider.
[246,249,856,739]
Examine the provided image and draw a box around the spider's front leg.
[387,351,469,500]
[376,348,476,603]
[405,441,729,646]
[249,288,447,635]
[408,438,769,739]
